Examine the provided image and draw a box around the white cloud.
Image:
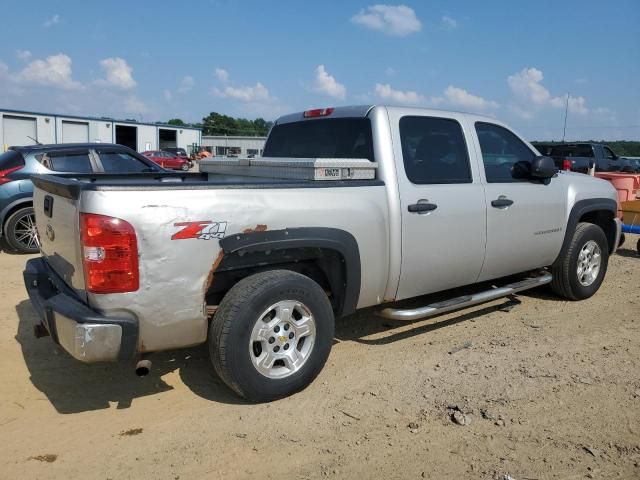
[374,83,424,105]
[18,53,82,90]
[385,67,396,76]
[507,67,554,106]
[215,68,229,83]
[177,75,194,94]
[163,89,173,101]
[16,50,32,61]
[97,57,136,89]
[43,14,60,27]
[312,65,346,99]
[441,15,458,30]
[124,95,149,114]
[441,85,499,110]
[507,67,589,118]
[351,5,421,37]
[212,82,271,102]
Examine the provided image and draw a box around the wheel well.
[1,201,33,234]
[579,209,616,253]
[205,247,348,316]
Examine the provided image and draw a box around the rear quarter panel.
[81,185,389,352]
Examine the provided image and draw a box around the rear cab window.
[475,122,535,183]
[96,149,157,173]
[399,116,471,184]
[549,145,594,157]
[263,118,374,161]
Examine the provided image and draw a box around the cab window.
[399,116,471,184]
[475,122,535,183]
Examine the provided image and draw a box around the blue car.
[0,143,163,253]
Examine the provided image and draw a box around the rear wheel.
[180,163,189,171]
[209,270,334,402]
[4,206,39,254]
[551,222,609,300]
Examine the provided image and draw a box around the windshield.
[263,118,374,161]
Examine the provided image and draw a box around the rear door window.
[96,150,156,173]
[47,150,93,173]
[263,118,374,161]
[475,122,535,183]
[399,116,471,184]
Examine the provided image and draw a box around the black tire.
[551,222,609,300]
[209,270,334,402]
[618,233,626,248]
[637,238,640,255]
[4,206,39,254]
[181,163,189,171]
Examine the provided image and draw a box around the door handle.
[491,197,514,208]
[408,202,438,213]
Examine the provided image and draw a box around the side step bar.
[379,273,553,321]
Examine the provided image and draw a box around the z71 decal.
[172,221,227,240]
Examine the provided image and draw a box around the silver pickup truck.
[24,105,621,402]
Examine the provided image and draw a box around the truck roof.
[274,105,500,125]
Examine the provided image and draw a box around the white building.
[201,135,267,157]
[0,108,202,153]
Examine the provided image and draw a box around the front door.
[389,111,487,300]
[472,121,566,281]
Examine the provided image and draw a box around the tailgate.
[32,176,86,300]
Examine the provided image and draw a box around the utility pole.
[562,92,570,142]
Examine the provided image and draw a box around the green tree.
[167,118,186,126]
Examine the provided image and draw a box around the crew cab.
[24,106,621,402]
[0,143,162,253]
[549,143,640,174]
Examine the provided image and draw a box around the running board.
[379,273,553,321]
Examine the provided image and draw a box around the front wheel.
[551,222,609,300]
[180,163,189,171]
[209,270,334,402]
[4,206,39,254]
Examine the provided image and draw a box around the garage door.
[62,121,89,143]
[3,115,37,147]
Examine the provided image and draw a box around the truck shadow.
[15,300,248,414]
[335,286,551,346]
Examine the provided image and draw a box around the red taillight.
[303,107,334,118]
[0,165,23,185]
[562,158,572,171]
[80,213,139,294]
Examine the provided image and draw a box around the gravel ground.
[0,236,638,480]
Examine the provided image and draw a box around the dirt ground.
[1,237,639,480]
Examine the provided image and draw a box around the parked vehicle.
[24,105,621,402]
[0,143,161,254]
[142,150,191,171]
[164,147,194,169]
[549,143,640,174]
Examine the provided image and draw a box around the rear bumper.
[23,258,138,362]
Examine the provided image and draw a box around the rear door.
[46,149,95,173]
[389,110,487,300]
[471,121,566,281]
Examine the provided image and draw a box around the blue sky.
[0,0,638,140]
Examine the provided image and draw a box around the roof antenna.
[27,136,42,145]
[561,92,570,142]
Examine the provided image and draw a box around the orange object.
[594,172,640,217]
[621,199,640,227]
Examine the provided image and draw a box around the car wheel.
[4,206,39,254]
[637,238,640,255]
[619,233,626,248]
[209,269,334,402]
[551,222,609,300]
[181,163,189,171]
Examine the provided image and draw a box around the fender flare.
[555,197,617,262]
[219,227,361,317]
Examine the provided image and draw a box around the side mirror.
[530,156,558,179]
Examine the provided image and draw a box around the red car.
[142,151,191,171]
